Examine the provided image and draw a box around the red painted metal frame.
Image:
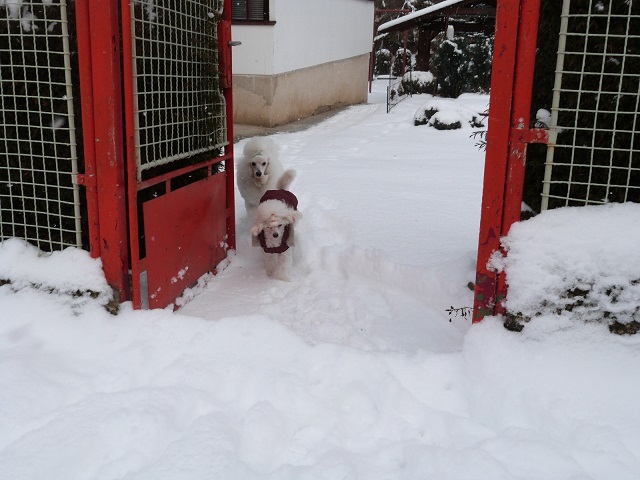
[121,1,236,309]
[220,14,237,254]
[472,0,545,322]
[74,0,99,258]
[76,0,130,301]
[143,174,228,308]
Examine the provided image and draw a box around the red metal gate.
[473,0,640,322]
[76,0,235,308]
[472,0,546,322]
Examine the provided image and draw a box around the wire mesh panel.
[541,0,640,209]
[129,0,227,180]
[0,0,83,250]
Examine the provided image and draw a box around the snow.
[0,0,51,31]
[0,0,22,20]
[536,108,552,127]
[2,81,640,479]
[378,0,465,34]
[491,202,640,327]
[403,70,434,88]
[0,238,110,300]
[414,96,487,128]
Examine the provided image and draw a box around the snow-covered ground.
[2,81,640,479]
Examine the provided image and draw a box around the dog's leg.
[271,251,292,281]
[263,252,277,278]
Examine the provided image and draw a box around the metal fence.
[0,0,83,250]
[385,71,413,113]
[0,0,234,307]
[541,0,640,209]
[129,0,227,180]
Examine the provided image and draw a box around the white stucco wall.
[232,0,374,75]
[231,24,275,75]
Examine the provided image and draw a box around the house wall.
[232,0,375,126]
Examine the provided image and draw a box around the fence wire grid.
[541,0,640,209]
[130,0,227,179]
[0,0,83,251]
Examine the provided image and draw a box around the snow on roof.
[378,0,465,34]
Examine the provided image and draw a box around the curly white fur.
[237,137,296,213]
[251,199,302,281]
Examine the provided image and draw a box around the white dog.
[251,190,302,281]
[237,136,296,213]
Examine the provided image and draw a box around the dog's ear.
[287,211,302,225]
[263,158,271,175]
[250,223,263,236]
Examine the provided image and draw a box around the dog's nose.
[272,232,279,238]
[255,171,262,177]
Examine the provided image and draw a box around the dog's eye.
[251,162,256,166]
[278,224,283,227]
[262,162,266,166]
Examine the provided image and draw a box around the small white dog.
[251,190,302,281]
[237,136,296,213]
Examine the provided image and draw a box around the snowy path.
[181,89,487,353]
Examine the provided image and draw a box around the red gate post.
[473,0,545,322]
[472,0,522,322]
[494,0,546,312]
[81,0,130,302]
[121,2,236,309]
[74,0,100,259]
[219,6,237,253]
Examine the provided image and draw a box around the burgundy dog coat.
[256,190,298,254]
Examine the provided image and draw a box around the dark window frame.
[232,0,270,22]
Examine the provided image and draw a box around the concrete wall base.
[233,54,370,127]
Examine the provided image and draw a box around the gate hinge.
[75,173,97,187]
[510,128,549,145]
[219,20,232,88]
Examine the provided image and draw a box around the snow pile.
[0,238,112,305]
[408,70,434,85]
[2,244,640,479]
[414,97,486,129]
[493,203,640,330]
[401,70,435,94]
[536,108,552,128]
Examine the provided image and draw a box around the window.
[232,0,269,21]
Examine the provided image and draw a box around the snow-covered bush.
[491,203,640,334]
[414,98,485,129]
[400,70,434,95]
[392,47,413,77]
[374,48,391,76]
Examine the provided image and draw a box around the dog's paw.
[269,269,290,281]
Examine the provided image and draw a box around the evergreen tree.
[463,33,493,93]
[374,49,392,76]
[433,38,465,98]
[392,48,413,77]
